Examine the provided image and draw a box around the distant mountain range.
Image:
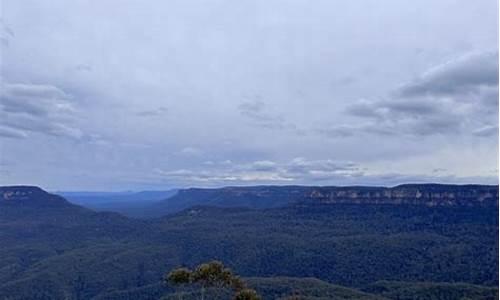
[57,190,179,205]
[166,183,499,208]
[56,189,179,217]
[58,184,498,218]
[1,184,498,299]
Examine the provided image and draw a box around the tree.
[230,276,246,291]
[191,261,234,300]
[234,288,262,300]
[164,261,260,300]
[165,268,192,300]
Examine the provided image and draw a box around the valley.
[0,184,498,299]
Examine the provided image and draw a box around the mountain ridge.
[144,183,499,217]
[0,184,497,299]
[0,185,76,208]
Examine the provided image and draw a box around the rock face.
[165,184,499,210]
[303,184,499,207]
[0,185,72,207]
[1,186,47,200]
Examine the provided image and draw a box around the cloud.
[326,51,499,138]
[177,146,203,157]
[332,76,358,86]
[136,106,168,117]
[0,82,83,139]
[251,160,277,171]
[75,63,92,72]
[238,100,302,132]
[0,126,28,139]
[396,51,498,98]
[472,125,498,137]
[0,19,14,47]
[238,100,286,129]
[315,125,358,138]
[156,157,362,185]
[155,167,291,183]
[285,157,362,180]
[237,99,309,137]
[1,0,497,190]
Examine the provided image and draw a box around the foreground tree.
[164,261,261,300]
[233,288,262,300]
[165,268,193,300]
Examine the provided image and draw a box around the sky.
[0,0,498,191]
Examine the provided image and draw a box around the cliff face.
[0,185,73,208]
[164,184,499,210]
[1,186,47,200]
[304,184,499,207]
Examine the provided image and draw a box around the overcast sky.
[0,0,498,191]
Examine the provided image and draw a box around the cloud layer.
[0,0,497,190]
[0,82,82,139]
[156,157,362,185]
[333,51,499,137]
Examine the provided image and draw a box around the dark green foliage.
[231,276,247,291]
[234,288,261,300]
[94,277,500,300]
[165,261,254,300]
[0,186,498,299]
[246,277,384,300]
[154,204,498,287]
[191,261,234,289]
[167,268,192,284]
[363,281,499,300]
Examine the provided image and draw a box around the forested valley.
[0,185,498,299]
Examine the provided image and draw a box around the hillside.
[143,184,499,217]
[57,190,178,218]
[0,185,498,299]
[90,277,499,300]
[363,280,499,300]
[92,277,386,300]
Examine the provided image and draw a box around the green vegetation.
[93,277,499,300]
[234,289,261,300]
[0,186,498,299]
[165,261,261,300]
[246,277,384,300]
[363,281,499,300]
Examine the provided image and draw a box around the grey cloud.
[251,160,277,171]
[76,63,92,72]
[0,19,14,47]
[397,51,499,97]
[333,76,358,86]
[156,157,362,185]
[345,99,443,121]
[157,163,496,186]
[0,126,27,139]
[335,51,499,138]
[238,100,309,137]
[155,168,290,183]
[176,146,203,157]
[1,0,497,189]
[345,100,381,119]
[473,125,498,137]
[285,157,362,181]
[136,106,168,117]
[0,82,82,139]
[1,83,70,115]
[238,100,287,130]
[316,126,357,138]
[382,100,440,116]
